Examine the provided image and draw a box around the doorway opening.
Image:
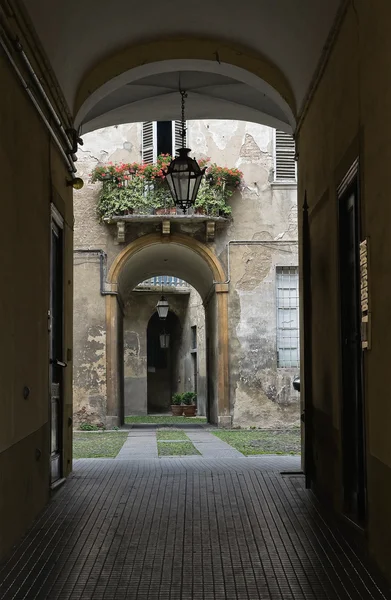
[338,168,367,525]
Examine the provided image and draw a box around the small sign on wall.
[360,239,371,350]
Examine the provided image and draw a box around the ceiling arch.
[23,0,342,131]
[76,56,296,134]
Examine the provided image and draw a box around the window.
[276,266,300,367]
[142,121,187,164]
[274,130,296,182]
[191,326,197,350]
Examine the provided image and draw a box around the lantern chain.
[180,90,187,148]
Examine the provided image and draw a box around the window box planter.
[155,207,177,215]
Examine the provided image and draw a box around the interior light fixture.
[160,331,170,349]
[156,295,169,320]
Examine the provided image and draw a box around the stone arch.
[105,233,230,426]
[74,37,296,131]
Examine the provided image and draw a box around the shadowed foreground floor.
[0,456,390,599]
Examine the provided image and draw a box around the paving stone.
[0,456,390,599]
[185,430,244,457]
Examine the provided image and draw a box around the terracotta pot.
[156,207,176,215]
[171,405,183,416]
[194,207,206,215]
[183,404,196,417]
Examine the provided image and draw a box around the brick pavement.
[0,456,390,600]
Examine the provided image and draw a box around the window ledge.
[271,181,297,189]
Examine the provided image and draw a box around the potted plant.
[182,392,197,417]
[171,393,183,416]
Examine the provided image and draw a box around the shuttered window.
[142,121,186,163]
[274,130,296,182]
[276,266,300,368]
[172,120,186,156]
[142,121,156,164]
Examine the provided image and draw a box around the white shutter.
[275,130,296,181]
[142,121,157,163]
[172,120,187,156]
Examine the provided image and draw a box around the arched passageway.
[106,233,229,426]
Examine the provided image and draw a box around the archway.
[74,38,297,133]
[106,233,229,427]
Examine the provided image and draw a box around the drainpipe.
[15,41,81,162]
[73,249,117,296]
[214,239,299,285]
[0,27,77,173]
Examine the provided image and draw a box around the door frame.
[50,204,65,486]
[337,160,367,525]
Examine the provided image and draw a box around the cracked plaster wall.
[73,120,299,427]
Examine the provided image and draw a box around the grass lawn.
[157,441,200,456]
[125,415,207,424]
[156,429,190,441]
[73,432,128,458]
[212,429,301,456]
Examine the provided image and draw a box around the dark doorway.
[147,310,180,413]
[338,175,366,525]
[50,214,64,485]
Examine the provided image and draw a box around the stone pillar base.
[217,415,232,428]
[106,416,121,429]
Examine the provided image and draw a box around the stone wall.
[297,0,391,582]
[73,119,299,427]
[0,47,73,561]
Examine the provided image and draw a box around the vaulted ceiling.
[23,0,342,132]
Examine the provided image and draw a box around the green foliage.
[182,391,197,405]
[211,429,301,456]
[79,421,106,431]
[90,155,243,220]
[79,422,95,431]
[171,393,183,405]
[157,441,200,456]
[156,429,189,441]
[73,432,128,458]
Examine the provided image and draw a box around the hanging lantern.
[163,91,205,212]
[156,295,169,320]
[160,332,170,349]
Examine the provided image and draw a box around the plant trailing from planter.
[171,392,183,416]
[90,155,243,220]
[194,160,243,216]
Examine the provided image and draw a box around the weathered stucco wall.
[74,119,299,427]
[297,0,391,583]
[73,255,107,427]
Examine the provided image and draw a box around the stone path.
[185,429,244,458]
[116,429,158,459]
[0,457,389,599]
[115,428,243,459]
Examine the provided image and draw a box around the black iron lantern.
[163,91,205,212]
[156,295,169,320]
[160,331,170,349]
